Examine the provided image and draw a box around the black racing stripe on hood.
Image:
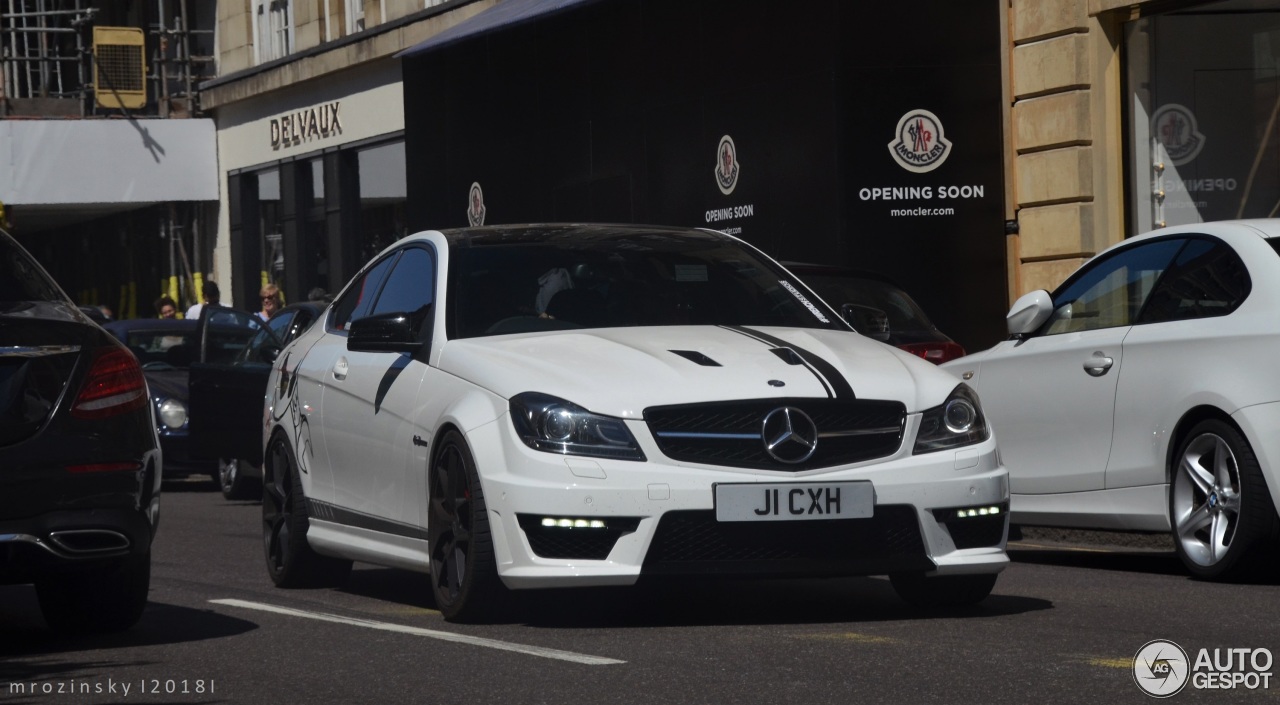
[723,325,856,399]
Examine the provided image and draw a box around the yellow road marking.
[795,632,897,644]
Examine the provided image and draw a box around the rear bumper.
[0,506,153,584]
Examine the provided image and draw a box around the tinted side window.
[330,254,398,331]
[1044,239,1184,335]
[371,247,435,316]
[1138,238,1250,324]
[266,311,296,339]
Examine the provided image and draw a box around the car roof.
[434,223,721,248]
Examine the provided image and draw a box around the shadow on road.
[1009,546,1280,584]
[0,586,259,666]
[1010,546,1185,576]
[337,567,1051,628]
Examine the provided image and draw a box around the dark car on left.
[102,318,213,482]
[0,228,161,632]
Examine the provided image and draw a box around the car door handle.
[1083,352,1114,377]
[332,357,349,381]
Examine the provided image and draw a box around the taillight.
[898,341,967,365]
[71,346,147,419]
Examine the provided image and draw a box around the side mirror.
[1007,290,1054,336]
[841,303,891,342]
[348,309,427,353]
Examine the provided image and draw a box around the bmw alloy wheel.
[1171,420,1278,580]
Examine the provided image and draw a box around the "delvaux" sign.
[270,101,342,150]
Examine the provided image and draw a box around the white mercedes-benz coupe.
[253,224,1009,621]
[944,220,1280,581]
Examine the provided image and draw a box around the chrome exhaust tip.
[47,529,131,555]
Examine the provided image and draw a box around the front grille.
[644,398,905,471]
[642,506,933,577]
[517,515,641,560]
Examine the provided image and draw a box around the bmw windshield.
[446,227,845,339]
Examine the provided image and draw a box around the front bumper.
[469,413,1010,589]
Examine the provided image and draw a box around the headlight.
[912,384,989,454]
[510,392,645,461]
[158,398,188,429]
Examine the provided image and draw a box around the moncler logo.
[467,182,486,226]
[888,109,952,173]
[1152,104,1205,166]
[715,135,740,195]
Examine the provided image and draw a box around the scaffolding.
[0,0,213,118]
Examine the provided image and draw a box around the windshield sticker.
[779,280,830,323]
[675,264,708,282]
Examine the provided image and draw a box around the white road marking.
[210,599,625,665]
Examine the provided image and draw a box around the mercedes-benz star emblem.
[761,407,818,464]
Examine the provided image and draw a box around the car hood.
[438,326,958,418]
[144,367,189,403]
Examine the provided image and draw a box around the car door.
[319,245,436,526]
[1107,236,1252,489]
[188,307,285,465]
[973,238,1186,494]
[293,254,399,505]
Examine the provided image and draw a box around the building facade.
[199,0,1280,352]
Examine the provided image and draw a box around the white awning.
[0,118,218,207]
[398,0,604,58]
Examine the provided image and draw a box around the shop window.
[1126,5,1280,234]
[357,141,407,262]
[258,168,284,290]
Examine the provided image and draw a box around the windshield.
[797,274,935,332]
[448,229,843,339]
[122,329,197,368]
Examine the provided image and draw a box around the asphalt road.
[1,477,1277,705]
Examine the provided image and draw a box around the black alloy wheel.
[262,435,351,588]
[428,430,505,622]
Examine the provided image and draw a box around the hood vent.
[669,350,721,367]
[770,347,805,365]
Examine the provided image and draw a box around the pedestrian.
[258,283,282,321]
[185,281,220,320]
[154,295,178,319]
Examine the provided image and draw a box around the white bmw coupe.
[945,220,1280,581]
[252,224,1009,621]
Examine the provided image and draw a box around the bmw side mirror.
[841,303,891,342]
[348,309,428,353]
[1007,290,1053,336]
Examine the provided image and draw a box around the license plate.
[714,481,874,522]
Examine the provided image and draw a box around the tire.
[262,435,352,588]
[429,430,507,622]
[1171,419,1280,581]
[889,572,998,609]
[36,548,151,632]
[219,457,263,501]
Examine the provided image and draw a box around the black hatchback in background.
[784,263,966,364]
[0,228,161,632]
